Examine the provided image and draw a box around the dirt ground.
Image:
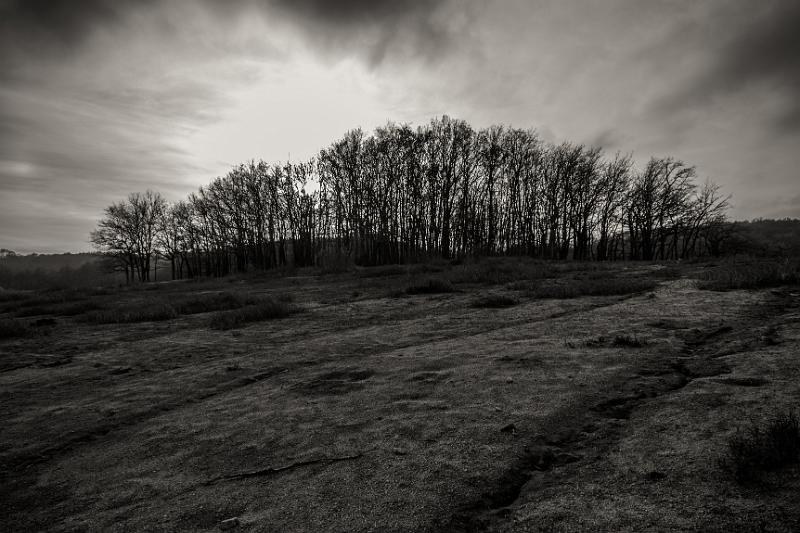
[1,261,798,532]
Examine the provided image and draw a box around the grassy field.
[1,258,798,532]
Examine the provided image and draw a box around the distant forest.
[86,116,755,282]
[0,252,121,290]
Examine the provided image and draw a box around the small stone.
[219,517,240,531]
[506,377,514,383]
[500,423,517,433]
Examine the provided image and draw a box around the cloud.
[0,1,277,252]
[657,1,800,134]
[0,1,150,75]
[0,0,130,44]
[1,0,798,253]
[264,0,462,67]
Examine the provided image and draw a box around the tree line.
[91,116,730,282]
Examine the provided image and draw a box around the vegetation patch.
[471,293,519,308]
[174,291,250,315]
[0,317,29,339]
[80,291,294,325]
[714,377,769,387]
[14,299,101,318]
[528,277,657,299]
[450,258,556,285]
[84,302,179,324]
[584,336,606,348]
[0,289,29,303]
[699,259,800,291]
[612,334,647,348]
[723,411,800,482]
[357,264,407,278]
[210,297,296,330]
[404,278,457,295]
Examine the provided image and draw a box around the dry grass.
[0,289,29,303]
[724,411,800,482]
[173,291,250,315]
[77,291,294,325]
[0,317,28,339]
[404,278,457,295]
[449,258,556,285]
[526,277,658,299]
[14,300,101,318]
[612,334,647,348]
[699,258,800,291]
[357,264,408,278]
[209,296,296,330]
[471,293,519,308]
[84,302,179,324]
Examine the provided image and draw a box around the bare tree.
[91,191,165,282]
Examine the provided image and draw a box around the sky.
[1,0,798,253]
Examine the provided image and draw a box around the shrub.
[584,336,606,347]
[612,334,647,348]
[724,411,800,482]
[84,303,178,324]
[358,264,407,278]
[529,277,657,299]
[506,280,538,291]
[174,291,248,315]
[14,305,55,317]
[527,283,580,299]
[0,290,29,303]
[450,258,555,285]
[14,299,101,318]
[471,294,519,308]
[699,259,800,291]
[210,297,295,330]
[405,278,456,295]
[58,300,102,316]
[0,318,28,339]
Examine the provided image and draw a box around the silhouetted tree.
[92,117,733,279]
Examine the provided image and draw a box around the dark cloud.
[1,0,118,45]
[717,3,800,90]
[0,1,148,60]
[664,1,800,133]
[270,0,441,24]
[266,0,456,66]
[0,1,158,86]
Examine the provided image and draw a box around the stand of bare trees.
[91,117,730,281]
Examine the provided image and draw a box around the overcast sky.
[1,0,798,253]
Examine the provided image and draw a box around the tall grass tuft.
[471,293,519,308]
[404,278,457,295]
[723,410,800,482]
[528,277,657,299]
[210,296,295,330]
[173,291,249,315]
[84,302,178,324]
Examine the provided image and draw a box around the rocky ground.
[1,260,798,532]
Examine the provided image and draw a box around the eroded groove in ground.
[438,292,794,533]
[0,364,297,480]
